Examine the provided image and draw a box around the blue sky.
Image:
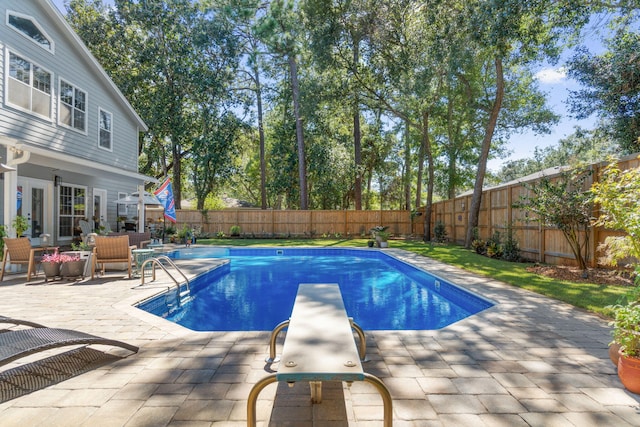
[51,0,606,170]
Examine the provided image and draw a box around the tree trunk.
[423,111,434,242]
[415,123,424,210]
[353,40,363,210]
[172,143,181,209]
[465,57,504,247]
[288,55,308,210]
[404,120,412,211]
[254,67,268,210]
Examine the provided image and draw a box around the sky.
[50,0,609,171]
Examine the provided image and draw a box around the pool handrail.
[140,256,190,295]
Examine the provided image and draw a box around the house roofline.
[44,0,148,132]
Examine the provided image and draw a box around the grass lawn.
[195,237,630,318]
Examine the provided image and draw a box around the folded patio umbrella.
[114,191,162,206]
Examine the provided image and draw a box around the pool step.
[164,287,192,310]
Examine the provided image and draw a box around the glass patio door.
[17,178,51,245]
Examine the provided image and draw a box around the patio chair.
[78,219,93,244]
[91,235,135,279]
[1,237,56,282]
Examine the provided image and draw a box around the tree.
[462,0,591,248]
[304,0,377,210]
[68,0,240,207]
[256,0,309,209]
[567,27,640,153]
[224,0,271,209]
[591,158,640,270]
[191,112,244,210]
[514,169,593,273]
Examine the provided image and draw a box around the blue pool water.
[137,248,493,331]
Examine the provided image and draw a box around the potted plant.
[57,253,84,279]
[230,225,241,237]
[370,226,390,248]
[610,303,640,394]
[12,215,29,237]
[41,252,63,281]
[177,224,193,246]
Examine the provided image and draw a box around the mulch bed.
[526,264,635,287]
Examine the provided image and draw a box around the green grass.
[195,237,630,317]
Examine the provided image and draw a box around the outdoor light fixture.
[54,175,61,186]
[39,234,51,247]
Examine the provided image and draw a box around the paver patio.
[0,246,638,426]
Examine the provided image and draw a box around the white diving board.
[247,283,392,426]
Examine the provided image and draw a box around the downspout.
[4,147,30,237]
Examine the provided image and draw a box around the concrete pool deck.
[0,246,638,426]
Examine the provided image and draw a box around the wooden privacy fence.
[432,154,639,267]
[174,153,639,268]
[175,209,425,239]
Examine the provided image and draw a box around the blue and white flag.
[154,178,177,223]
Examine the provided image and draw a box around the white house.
[0,0,155,245]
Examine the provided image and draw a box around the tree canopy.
[64,0,636,241]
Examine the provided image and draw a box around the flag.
[154,178,177,223]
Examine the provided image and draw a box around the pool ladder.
[140,256,191,305]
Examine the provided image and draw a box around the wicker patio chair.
[1,237,56,282]
[91,235,136,279]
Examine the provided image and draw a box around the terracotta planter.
[610,343,621,366]
[618,350,640,394]
[42,262,61,282]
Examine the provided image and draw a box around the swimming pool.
[137,248,493,331]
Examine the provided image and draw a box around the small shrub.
[217,231,225,238]
[485,231,503,259]
[501,227,521,262]
[472,239,486,255]
[230,225,241,236]
[434,221,447,243]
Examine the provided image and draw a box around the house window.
[6,51,52,119]
[99,108,113,150]
[58,185,86,239]
[7,11,54,52]
[59,80,87,132]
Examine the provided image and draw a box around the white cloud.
[535,67,567,84]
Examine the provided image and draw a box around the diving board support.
[248,283,392,426]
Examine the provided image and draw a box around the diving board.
[247,283,392,426]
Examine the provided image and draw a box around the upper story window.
[6,51,52,119]
[7,11,54,53]
[98,108,113,151]
[59,80,87,132]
